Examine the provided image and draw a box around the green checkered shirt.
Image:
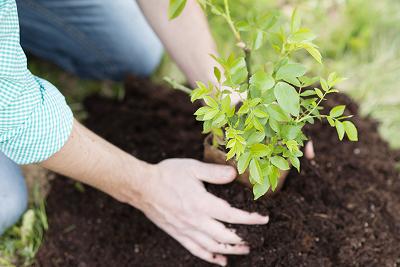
[0,0,73,164]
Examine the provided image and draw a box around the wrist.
[116,156,158,208]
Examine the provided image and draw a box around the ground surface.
[35,78,400,266]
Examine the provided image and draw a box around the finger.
[206,193,269,224]
[195,218,245,244]
[190,161,237,184]
[189,230,250,255]
[175,234,227,266]
[305,141,315,160]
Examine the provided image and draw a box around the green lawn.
[1,0,400,265]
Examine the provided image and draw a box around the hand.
[135,159,269,266]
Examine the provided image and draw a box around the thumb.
[192,161,237,184]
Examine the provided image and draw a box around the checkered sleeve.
[0,0,73,164]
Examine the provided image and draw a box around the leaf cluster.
[168,0,358,199]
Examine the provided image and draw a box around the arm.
[41,119,269,266]
[1,1,266,265]
[137,0,217,88]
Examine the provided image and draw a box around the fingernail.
[241,245,250,254]
[262,215,269,224]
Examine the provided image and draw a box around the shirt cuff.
[0,77,73,164]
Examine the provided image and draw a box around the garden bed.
[35,77,400,266]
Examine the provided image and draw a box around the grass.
[0,183,48,266]
[2,0,400,263]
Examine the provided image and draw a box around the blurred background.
[28,0,400,148]
[1,0,400,265]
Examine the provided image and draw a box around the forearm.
[40,119,152,204]
[137,0,218,87]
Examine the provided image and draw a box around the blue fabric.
[16,0,164,80]
[0,151,28,235]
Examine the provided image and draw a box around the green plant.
[0,183,48,266]
[167,0,358,199]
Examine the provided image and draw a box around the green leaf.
[262,88,276,104]
[253,30,264,50]
[250,70,275,92]
[343,121,358,141]
[314,88,324,98]
[286,140,299,152]
[203,96,218,109]
[335,120,345,140]
[194,106,213,116]
[253,107,269,118]
[300,90,316,97]
[330,105,346,118]
[327,72,344,87]
[258,13,278,30]
[276,63,307,81]
[237,152,251,174]
[327,116,335,127]
[190,81,210,102]
[267,104,290,122]
[214,67,221,83]
[270,156,290,171]
[203,120,212,133]
[203,108,219,120]
[210,5,224,16]
[269,117,280,133]
[236,20,251,32]
[253,178,270,200]
[253,117,265,132]
[268,165,280,191]
[168,0,187,19]
[221,95,231,114]
[226,148,236,160]
[281,124,303,139]
[212,113,226,127]
[320,78,329,91]
[249,159,263,184]
[299,76,319,87]
[283,76,301,87]
[250,144,271,158]
[274,82,300,116]
[291,8,301,33]
[229,57,248,84]
[288,28,316,43]
[289,156,300,172]
[237,101,250,114]
[247,131,265,145]
[305,45,322,64]
[327,72,337,87]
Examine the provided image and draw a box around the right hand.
[134,159,269,266]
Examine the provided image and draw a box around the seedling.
[167,0,358,199]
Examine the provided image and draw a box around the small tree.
[167,0,358,199]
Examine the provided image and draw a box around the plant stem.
[173,84,193,94]
[244,48,252,79]
[223,0,241,42]
[222,0,252,79]
[297,92,328,122]
[163,77,192,94]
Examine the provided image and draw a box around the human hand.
[134,159,269,266]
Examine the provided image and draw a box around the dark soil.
[35,77,400,267]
